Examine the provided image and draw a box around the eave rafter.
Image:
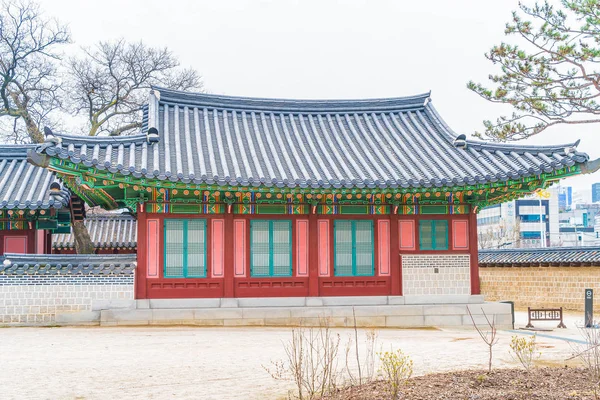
[46,157,581,214]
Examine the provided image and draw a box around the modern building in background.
[593,183,600,203]
[558,203,600,246]
[558,186,572,211]
[477,187,559,249]
[479,184,600,249]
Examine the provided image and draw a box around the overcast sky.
[37,0,600,190]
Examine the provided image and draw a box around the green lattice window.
[250,220,292,277]
[334,220,374,276]
[419,220,448,250]
[164,219,207,278]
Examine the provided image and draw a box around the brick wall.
[402,254,471,295]
[480,266,600,311]
[0,275,134,325]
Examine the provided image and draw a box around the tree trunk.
[71,220,94,254]
[10,93,44,144]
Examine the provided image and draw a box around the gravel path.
[0,312,585,400]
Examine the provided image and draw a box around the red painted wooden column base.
[469,211,480,295]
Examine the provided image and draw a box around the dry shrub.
[344,307,379,386]
[570,322,600,399]
[264,318,341,400]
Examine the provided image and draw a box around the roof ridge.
[0,145,36,158]
[85,213,135,219]
[479,246,600,253]
[153,86,432,113]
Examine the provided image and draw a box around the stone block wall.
[0,275,134,325]
[480,266,600,311]
[402,254,471,296]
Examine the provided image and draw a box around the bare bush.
[264,318,341,400]
[569,320,600,399]
[344,308,378,386]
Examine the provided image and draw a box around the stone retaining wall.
[0,275,134,325]
[480,266,600,312]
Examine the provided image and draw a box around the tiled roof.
[0,253,136,275]
[479,247,600,266]
[0,146,69,210]
[32,88,591,190]
[53,214,137,250]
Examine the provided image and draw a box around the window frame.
[333,220,375,277]
[418,219,449,251]
[163,219,207,278]
[249,219,293,277]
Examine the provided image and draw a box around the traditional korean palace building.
[27,87,597,302]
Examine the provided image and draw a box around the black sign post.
[586,289,594,328]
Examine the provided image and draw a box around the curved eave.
[42,146,584,190]
[0,201,67,211]
[424,103,582,154]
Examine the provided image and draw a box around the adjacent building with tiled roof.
[0,145,71,255]
[0,145,69,211]
[53,214,137,253]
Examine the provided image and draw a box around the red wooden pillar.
[308,212,319,297]
[45,230,52,254]
[224,212,235,298]
[136,203,147,299]
[469,210,480,295]
[389,212,401,296]
[26,228,36,253]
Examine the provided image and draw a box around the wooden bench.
[526,307,566,329]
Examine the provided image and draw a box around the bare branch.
[0,0,69,143]
[66,39,203,136]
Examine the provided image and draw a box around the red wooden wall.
[0,228,51,255]
[135,207,478,299]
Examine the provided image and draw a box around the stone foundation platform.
[52,295,513,329]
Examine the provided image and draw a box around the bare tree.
[467,306,499,374]
[67,39,203,137]
[0,0,69,144]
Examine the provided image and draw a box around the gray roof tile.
[0,253,136,275]
[35,88,590,189]
[0,145,69,210]
[479,247,600,266]
[53,214,137,250]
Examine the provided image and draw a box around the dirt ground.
[326,367,595,400]
[0,311,590,399]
